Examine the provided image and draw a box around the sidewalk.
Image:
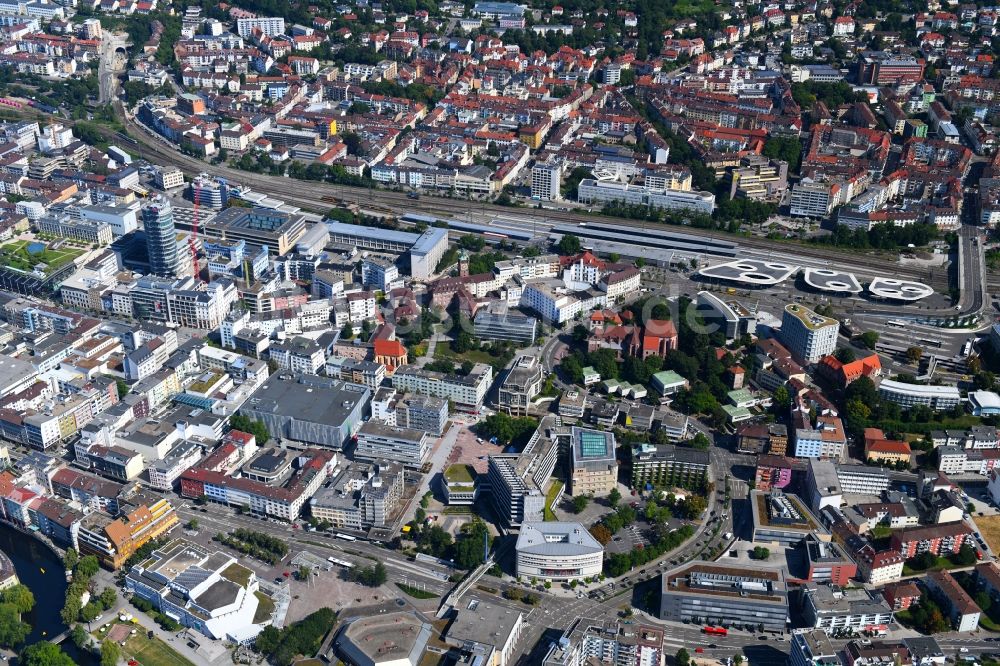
[114,598,230,666]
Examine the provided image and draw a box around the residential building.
[269,336,324,375]
[394,394,448,436]
[531,161,562,201]
[925,570,981,632]
[236,16,285,37]
[802,584,894,635]
[542,618,664,666]
[891,521,972,559]
[781,304,839,365]
[631,443,710,489]
[392,363,493,413]
[76,494,179,569]
[790,630,839,666]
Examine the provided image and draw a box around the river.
[0,524,97,663]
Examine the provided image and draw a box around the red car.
[695,647,705,654]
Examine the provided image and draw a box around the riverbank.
[0,523,98,664]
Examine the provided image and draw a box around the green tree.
[80,601,102,623]
[100,639,120,666]
[0,585,33,614]
[677,648,691,666]
[228,414,270,445]
[608,488,622,508]
[905,346,923,364]
[690,433,711,450]
[70,624,89,648]
[751,546,770,560]
[773,385,790,409]
[341,322,355,340]
[834,347,856,363]
[571,495,590,513]
[954,544,978,566]
[454,520,491,569]
[762,136,802,174]
[186,518,199,530]
[60,594,82,625]
[254,625,281,655]
[858,331,879,350]
[63,548,78,571]
[76,555,99,578]
[557,233,582,255]
[298,565,311,580]
[98,587,117,609]
[0,603,29,648]
[20,642,75,666]
[115,379,129,399]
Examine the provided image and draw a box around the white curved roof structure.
[867,278,934,301]
[697,259,798,286]
[802,268,863,294]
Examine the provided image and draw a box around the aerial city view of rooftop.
[1,0,1000,664]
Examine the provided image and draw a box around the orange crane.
[189,197,201,281]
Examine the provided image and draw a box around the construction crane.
[189,196,201,281]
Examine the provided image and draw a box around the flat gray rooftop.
[867,277,934,301]
[802,268,863,294]
[698,258,797,286]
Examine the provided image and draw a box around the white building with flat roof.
[878,379,961,410]
[531,162,562,201]
[781,304,839,364]
[515,521,603,581]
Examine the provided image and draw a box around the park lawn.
[0,240,83,274]
[901,555,967,577]
[544,480,564,521]
[122,632,194,666]
[434,342,496,366]
[978,515,1000,554]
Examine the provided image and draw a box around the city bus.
[334,533,357,542]
[327,556,355,569]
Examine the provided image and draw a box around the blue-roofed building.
[569,427,618,496]
[472,1,526,18]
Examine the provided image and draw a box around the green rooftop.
[784,303,837,331]
[221,562,253,588]
[445,464,475,484]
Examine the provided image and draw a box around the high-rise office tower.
[143,197,180,278]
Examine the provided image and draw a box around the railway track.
[117,110,947,286]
